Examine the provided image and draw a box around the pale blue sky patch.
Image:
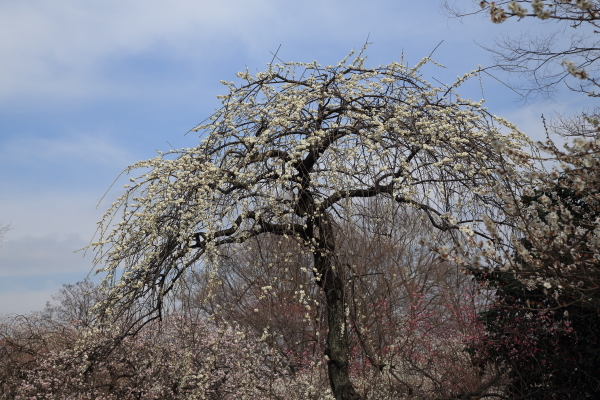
[0,234,92,278]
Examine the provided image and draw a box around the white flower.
[573,176,586,190]
[531,0,544,14]
[561,59,589,79]
[446,215,457,225]
[459,225,475,236]
[490,4,507,23]
[576,0,593,10]
[538,9,551,19]
[508,1,527,18]
[438,245,450,256]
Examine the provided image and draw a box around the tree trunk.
[313,214,361,400]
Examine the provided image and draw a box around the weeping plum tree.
[90,49,531,400]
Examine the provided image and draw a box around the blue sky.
[0,0,587,315]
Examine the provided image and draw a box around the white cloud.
[0,0,278,101]
[0,132,133,167]
[0,0,476,104]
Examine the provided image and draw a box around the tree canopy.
[90,49,531,400]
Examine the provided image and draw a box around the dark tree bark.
[314,213,361,400]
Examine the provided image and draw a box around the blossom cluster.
[561,59,589,79]
[0,314,298,400]
[481,0,597,21]
[452,113,600,308]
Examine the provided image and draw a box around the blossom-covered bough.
[442,0,600,320]
[471,118,600,307]
[439,2,600,396]
[443,0,600,101]
[90,50,530,400]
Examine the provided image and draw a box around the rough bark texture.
[314,213,361,400]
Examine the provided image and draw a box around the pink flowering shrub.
[341,291,503,399]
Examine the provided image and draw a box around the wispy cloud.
[0,0,274,102]
[0,132,133,167]
[0,0,475,105]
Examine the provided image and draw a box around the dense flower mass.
[0,314,294,400]
[0,295,497,400]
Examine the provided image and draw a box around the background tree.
[41,279,104,327]
[439,2,600,397]
[181,204,504,398]
[90,49,531,400]
[443,0,600,101]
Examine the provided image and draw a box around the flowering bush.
[471,126,600,397]
[1,315,288,400]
